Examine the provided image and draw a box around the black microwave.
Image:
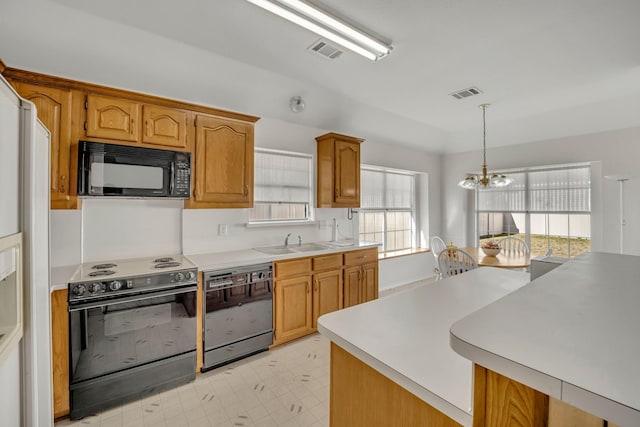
[77,141,191,198]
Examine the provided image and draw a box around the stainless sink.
[253,242,329,255]
[254,246,293,255]
[290,243,329,252]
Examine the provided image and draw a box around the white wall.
[50,117,442,281]
[379,252,435,291]
[441,126,640,255]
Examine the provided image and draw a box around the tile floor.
[56,277,435,427]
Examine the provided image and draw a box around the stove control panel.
[68,267,199,302]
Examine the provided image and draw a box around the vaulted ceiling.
[1,0,639,153]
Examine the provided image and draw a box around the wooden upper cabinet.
[12,81,73,208]
[3,66,259,210]
[191,114,254,208]
[142,104,188,149]
[316,132,364,208]
[86,94,140,142]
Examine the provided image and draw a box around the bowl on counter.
[481,247,500,257]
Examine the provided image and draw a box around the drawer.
[275,258,312,278]
[344,248,378,266]
[313,253,342,271]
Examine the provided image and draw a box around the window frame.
[358,165,417,253]
[475,163,591,258]
[249,148,315,225]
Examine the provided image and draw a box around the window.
[249,149,313,223]
[476,164,591,258]
[358,167,416,252]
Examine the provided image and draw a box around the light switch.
[218,224,228,236]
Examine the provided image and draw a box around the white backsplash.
[182,208,355,255]
[49,198,357,265]
[81,198,183,263]
[50,209,82,267]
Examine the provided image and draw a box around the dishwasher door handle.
[206,280,245,291]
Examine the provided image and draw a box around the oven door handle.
[68,285,197,312]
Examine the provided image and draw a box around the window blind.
[361,168,414,210]
[253,150,312,203]
[477,165,590,213]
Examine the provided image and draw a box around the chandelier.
[458,104,513,189]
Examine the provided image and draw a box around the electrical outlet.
[218,224,228,236]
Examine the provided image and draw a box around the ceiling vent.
[307,39,344,60]
[449,86,483,100]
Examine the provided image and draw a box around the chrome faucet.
[284,233,292,248]
[298,235,302,246]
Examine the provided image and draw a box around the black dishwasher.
[202,263,273,371]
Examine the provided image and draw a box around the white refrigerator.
[0,74,52,426]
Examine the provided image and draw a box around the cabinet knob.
[314,279,318,292]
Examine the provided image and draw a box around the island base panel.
[473,365,618,427]
[473,364,548,427]
[330,343,462,427]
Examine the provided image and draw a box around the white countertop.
[450,252,640,426]
[49,241,380,291]
[317,268,529,427]
[186,240,380,272]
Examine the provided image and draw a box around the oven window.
[90,162,164,189]
[70,290,196,383]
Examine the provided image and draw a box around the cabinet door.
[86,94,140,142]
[13,82,72,208]
[361,262,378,303]
[312,269,343,329]
[193,114,253,207]
[51,289,69,418]
[334,139,360,206]
[142,104,188,149]
[274,276,313,345]
[343,266,361,308]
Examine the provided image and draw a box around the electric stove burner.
[154,262,181,269]
[88,270,116,277]
[154,257,175,263]
[91,263,117,270]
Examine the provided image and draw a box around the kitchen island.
[317,267,530,426]
[451,252,638,426]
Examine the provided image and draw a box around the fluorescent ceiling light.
[246,0,392,61]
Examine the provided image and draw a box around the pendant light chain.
[458,103,513,190]
[482,104,487,169]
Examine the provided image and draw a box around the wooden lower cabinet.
[312,268,343,329]
[274,253,345,346]
[343,248,379,308]
[51,289,69,418]
[343,265,362,308]
[274,275,313,345]
[361,262,378,302]
[330,343,461,427]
